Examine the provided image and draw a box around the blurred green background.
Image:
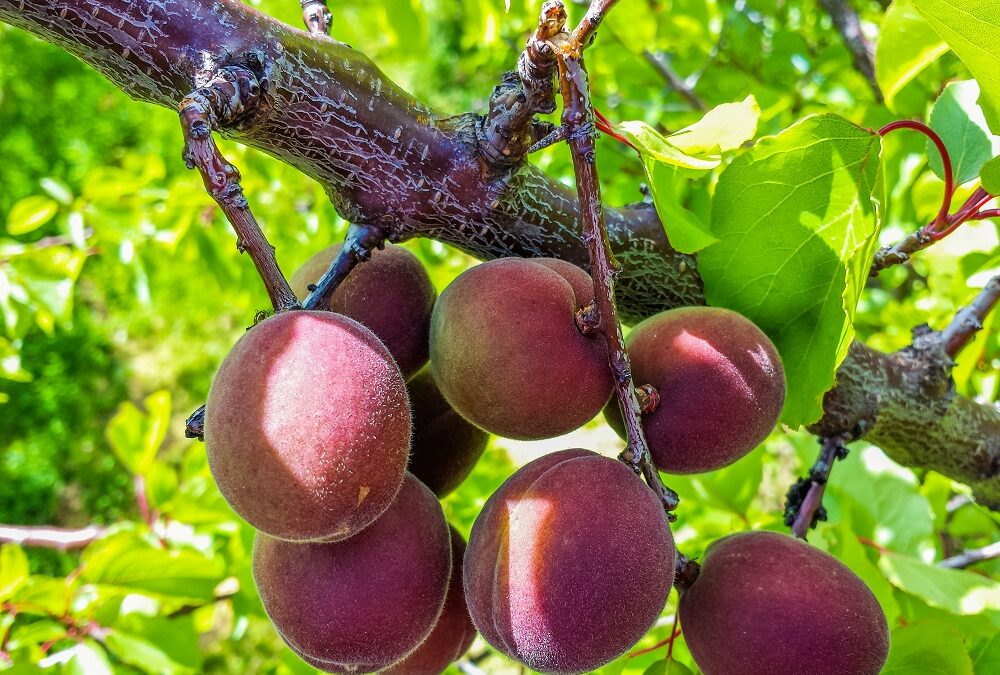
[1,0,998,673]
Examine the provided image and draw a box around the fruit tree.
[0,1,998,673]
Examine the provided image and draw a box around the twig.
[570,0,622,50]
[939,275,1000,358]
[300,0,332,35]
[0,524,106,550]
[478,1,564,167]
[550,7,679,515]
[817,0,882,101]
[939,541,1000,569]
[785,433,853,538]
[641,50,706,111]
[302,222,386,310]
[179,64,300,313]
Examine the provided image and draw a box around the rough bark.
[2,0,998,505]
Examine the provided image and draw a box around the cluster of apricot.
[203,247,889,675]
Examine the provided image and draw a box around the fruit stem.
[786,433,852,539]
[878,120,954,225]
[549,6,679,516]
[302,222,386,310]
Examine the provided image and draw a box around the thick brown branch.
[2,0,997,508]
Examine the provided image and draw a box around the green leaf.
[104,630,193,674]
[81,533,225,601]
[6,195,58,235]
[617,96,760,171]
[876,0,949,110]
[882,621,973,674]
[980,156,1000,195]
[912,0,1000,131]
[832,445,936,557]
[928,81,999,184]
[105,390,171,475]
[972,632,1000,674]
[879,554,1000,614]
[637,658,697,675]
[666,96,760,158]
[0,544,29,601]
[619,97,759,253]
[642,162,719,254]
[698,114,883,426]
[617,120,719,171]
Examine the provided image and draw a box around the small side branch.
[785,433,853,538]
[551,4,678,516]
[817,0,882,101]
[302,222,386,310]
[939,541,1000,569]
[642,50,706,111]
[300,0,333,35]
[0,524,106,550]
[940,275,1000,358]
[179,65,300,313]
[478,2,565,167]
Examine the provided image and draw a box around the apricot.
[205,310,410,542]
[407,368,489,497]
[464,449,676,674]
[254,473,451,672]
[679,530,889,675]
[605,306,784,473]
[430,258,613,440]
[291,243,437,378]
[385,527,477,674]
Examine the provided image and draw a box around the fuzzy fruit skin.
[384,527,478,675]
[464,449,676,674]
[205,310,410,542]
[430,258,613,440]
[605,306,785,473]
[253,474,452,672]
[291,243,437,379]
[679,531,889,675]
[407,368,490,497]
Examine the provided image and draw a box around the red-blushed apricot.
[605,306,784,473]
[385,527,478,675]
[679,531,889,675]
[407,368,490,497]
[532,257,594,305]
[464,449,676,674]
[429,258,613,440]
[291,243,437,379]
[254,474,452,672]
[205,310,410,542]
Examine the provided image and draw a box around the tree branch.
[550,5,678,514]
[817,0,882,101]
[0,524,107,550]
[642,50,706,111]
[939,541,1000,569]
[785,433,854,538]
[940,275,1000,358]
[1,0,997,508]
